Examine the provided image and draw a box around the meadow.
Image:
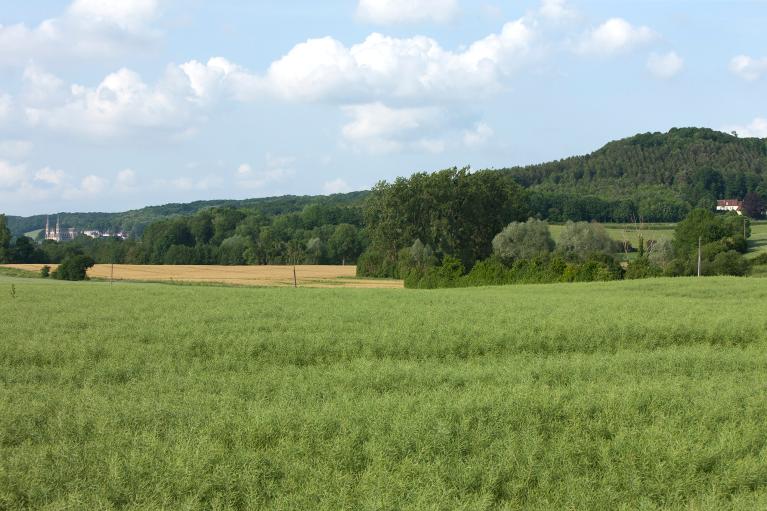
[2,276,767,509]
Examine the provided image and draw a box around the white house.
[716,199,743,215]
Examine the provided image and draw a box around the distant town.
[44,216,128,242]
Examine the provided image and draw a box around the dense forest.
[2,128,766,274]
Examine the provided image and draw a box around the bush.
[398,240,437,278]
[52,255,95,281]
[625,257,662,280]
[708,251,750,276]
[356,248,398,278]
[492,218,555,263]
[40,265,51,278]
[557,221,617,260]
[464,257,511,287]
[409,256,465,289]
[562,254,623,282]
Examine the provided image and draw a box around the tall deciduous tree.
[328,224,358,265]
[363,167,529,273]
[742,192,766,219]
[0,214,11,263]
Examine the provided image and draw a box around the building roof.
[717,199,743,207]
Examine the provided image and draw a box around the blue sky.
[0,0,765,216]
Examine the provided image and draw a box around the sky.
[0,0,766,216]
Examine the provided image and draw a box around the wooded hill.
[6,192,368,238]
[504,128,767,198]
[7,128,767,237]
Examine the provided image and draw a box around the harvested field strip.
[0,264,404,289]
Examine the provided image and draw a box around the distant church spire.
[45,215,50,239]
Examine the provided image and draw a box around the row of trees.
[1,203,368,267]
[395,209,753,289]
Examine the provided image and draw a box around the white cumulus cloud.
[34,167,67,186]
[724,118,767,139]
[574,18,657,56]
[341,102,444,153]
[539,0,577,23]
[266,19,535,102]
[730,55,767,81]
[0,0,163,65]
[463,122,494,147]
[356,0,459,25]
[25,67,200,137]
[646,51,683,79]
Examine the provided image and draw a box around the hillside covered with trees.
[2,128,766,271]
[511,128,767,222]
[5,192,368,238]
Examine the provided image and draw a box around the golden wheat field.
[1,264,404,288]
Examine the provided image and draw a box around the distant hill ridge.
[6,192,369,238]
[502,127,767,194]
[7,128,767,237]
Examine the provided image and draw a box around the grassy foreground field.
[2,277,767,510]
[0,264,403,289]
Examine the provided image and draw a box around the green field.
[549,221,767,260]
[549,222,677,248]
[2,276,767,509]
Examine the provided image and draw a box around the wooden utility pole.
[697,236,702,277]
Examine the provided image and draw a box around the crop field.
[0,264,403,289]
[2,276,767,509]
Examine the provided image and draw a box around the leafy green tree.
[328,224,359,265]
[556,222,616,260]
[492,218,555,264]
[306,238,323,264]
[189,212,214,245]
[219,236,249,265]
[362,167,529,276]
[742,192,766,219]
[673,209,732,256]
[11,236,39,263]
[0,214,11,263]
[53,255,95,281]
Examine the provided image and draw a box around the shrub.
[409,256,465,289]
[52,255,95,281]
[625,257,662,280]
[356,248,398,278]
[648,238,674,269]
[398,240,437,278]
[40,265,51,278]
[464,257,511,287]
[708,251,751,276]
[557,221,617,260]
[492,218,555,263]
